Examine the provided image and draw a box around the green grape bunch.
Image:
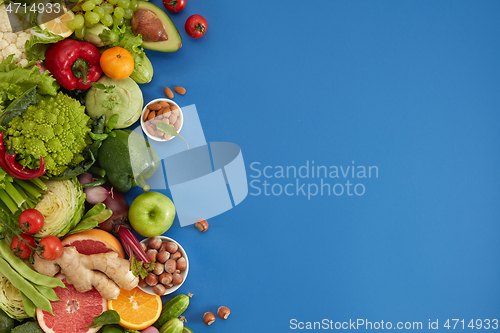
[66,0,138,38]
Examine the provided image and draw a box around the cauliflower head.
[0,4,31,67]
[5,92,92,176]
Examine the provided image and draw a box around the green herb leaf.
[156,122,190,149]
[91,82,115,93]
[0,85,38,126]
[84,310,121,329]
[102,100,116,110]
[131,254,155,279]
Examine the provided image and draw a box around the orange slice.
[37,7,74,38]
[108,287,162,330]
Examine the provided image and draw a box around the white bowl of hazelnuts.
[139,236,189,296]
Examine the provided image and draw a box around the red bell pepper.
[44,39,102,90]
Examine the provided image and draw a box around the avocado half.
[132,1,182,52]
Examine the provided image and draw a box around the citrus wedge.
[108,287,162,330]
[37,7,74,38]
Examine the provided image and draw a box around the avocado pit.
[131,9,168,42]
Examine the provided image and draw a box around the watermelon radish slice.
[36,274,107,333]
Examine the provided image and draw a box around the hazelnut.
[145,273,158,286]
[165,283,174,289]
[217,306,230,320]
[203,312,216,325]
[171,251,182,261]
[176,257,187,270]
[153,262,164,275]
[195,219,209,232]
[148,237,163,250]
[153,284,166,296]
[138,277,147,288]
[164,242,178,254]
[146,249,157,262]
[157,250,170,263]
[159,272,173,285]
[172,273,184,285]
[165,259,177,274]
[140,242,147,252]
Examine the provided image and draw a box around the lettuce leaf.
[24,26,64,62]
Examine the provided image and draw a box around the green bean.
[0,257,53,314]
[0,240,65,288]
[33,284,61,302]
[82,177,107,188]
[20,291,36,317]
[89,166,106,178]
[107,114,119,131]
[89,132,109,141]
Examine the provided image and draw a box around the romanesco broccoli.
[5,92,92,176]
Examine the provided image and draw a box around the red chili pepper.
[0,132,45,180]
[44,39,102,90]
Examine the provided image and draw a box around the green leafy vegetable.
[131,254,155,279]
[0,86,38,127]
[24,26,64,63]
[84,310,121,328]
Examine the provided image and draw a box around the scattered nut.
[164,242,178,254]
[164,87,174,99]
[174,86,186,95]
[217,306,230,319]
[203,312,216,325]
[195,219,209,232]
[153,283,166,296]
[148,237,162,250]
[171,251,182,261]
[165,259,177,274]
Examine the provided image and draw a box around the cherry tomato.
[11,234,36,259]
[39,236,63,261]
[163,0,186,12]
[19,208,44,234]
[185,14,207,39]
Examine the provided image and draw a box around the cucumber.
[183,327,193,333]
[159,318,183,333]
[154,294,189,329]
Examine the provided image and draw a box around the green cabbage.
[32,177,85,239]
[0,272,28,321]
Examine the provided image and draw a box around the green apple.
[129,191,176,237]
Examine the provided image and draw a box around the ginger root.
[33,246,139,300]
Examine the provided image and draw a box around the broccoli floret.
[11,321,44,333]
[5,92,92,176]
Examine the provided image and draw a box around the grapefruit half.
[37,275,107,333]
[62,229,125,258]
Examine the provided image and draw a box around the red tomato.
[19,209,44,234]
[39,236,63,261]
[185,14,207,38]
[11,234,36,259]
[163,0,186,12]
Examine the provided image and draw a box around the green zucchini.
[154,294,189,329]
[159,318,183,333]
[182,327,193,333]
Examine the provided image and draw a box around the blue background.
[126,1,500,331]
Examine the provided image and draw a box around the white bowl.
[140,98,184,142]
[139,236,189,296]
